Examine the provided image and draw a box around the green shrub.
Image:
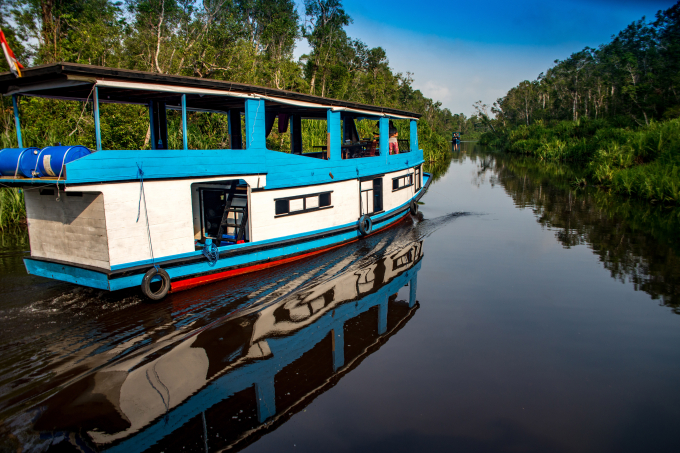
[0,188,25,228]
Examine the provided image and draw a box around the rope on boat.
[136,162,158,270]
[31,148,46,179]
[55,146,74,201]
[202,239,219,267]
[12,148,27,180]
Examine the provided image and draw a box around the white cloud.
[419,81,453,105]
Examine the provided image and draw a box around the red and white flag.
[0,28,23,77]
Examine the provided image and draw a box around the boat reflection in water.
[34,232,424,452]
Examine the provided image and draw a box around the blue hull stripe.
[24,259,111,290]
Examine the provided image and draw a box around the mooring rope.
[136,162,158,270]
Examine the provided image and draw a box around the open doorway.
[192,180,250,247]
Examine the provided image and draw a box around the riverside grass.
[0,188,25,229]
[480,118,680,205]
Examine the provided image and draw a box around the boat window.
[13,98,150,150]
[263,112,331,160]
[274,191,333,217]
[389,119,411,154]
[319,192,331,207]
[341,117,382,159]
[266,114,295,153]
[175,111,232,150]
[392,173,413,191]
[165,101,244,150]
[275,199,289,215]
[415,165,422,191]
[299,118,330,159]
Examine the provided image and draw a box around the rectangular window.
[373,178,383,212]
[390,119,411,154]
[341,117,382,159]
[275,199,290,215]
[289,198,304,212]
[275,191,333,217]
[319,192,331,207]
[392,173,413,192]
[306,196,319,209]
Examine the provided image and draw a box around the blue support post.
[327,110,341,160]
[12,95,22,148]
[93,87,102,152]
[148,101,156,150]
[410,120,418,152]
[244,99,266,149]
[181,94,188,151]
[409,273,418,308]
[332,327,345,372]
[255,376,276,422]
[378,296,388,335]
[379,117,389,158]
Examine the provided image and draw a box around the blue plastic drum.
[0,147,39,177]
[35,146,91,177]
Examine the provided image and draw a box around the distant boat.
[0,63,431,299]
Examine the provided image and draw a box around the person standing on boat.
[389,127,399,154]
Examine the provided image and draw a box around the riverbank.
[0,188,24,229]
[480,118,680,205]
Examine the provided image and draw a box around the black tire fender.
[410,199,419,215]
[141,267,171,300]
[358,214,372,236]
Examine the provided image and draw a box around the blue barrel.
[0,147,39,177]
[35,146,91,177]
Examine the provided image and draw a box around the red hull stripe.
[171,240,355,292]
[170,213,407,293]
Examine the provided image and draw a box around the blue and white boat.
[0,63,431,299]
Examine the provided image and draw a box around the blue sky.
[294,0,677,116]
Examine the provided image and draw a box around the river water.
[1,142,680,452]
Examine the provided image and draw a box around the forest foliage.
[478,1,680,205]
[0,0,479,226]
[0,0,477,153]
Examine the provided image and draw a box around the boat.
[30,228,423,451]
[0,63,431,299]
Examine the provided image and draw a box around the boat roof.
[0,63,421,120]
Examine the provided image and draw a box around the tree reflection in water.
[463,144,680,310]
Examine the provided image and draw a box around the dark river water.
[2,142,680,453]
